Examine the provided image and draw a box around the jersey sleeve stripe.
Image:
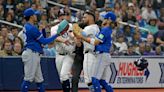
[36,34,43,40]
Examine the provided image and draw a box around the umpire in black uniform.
[71,40,84,92]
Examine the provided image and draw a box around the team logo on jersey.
[98,34,104,39]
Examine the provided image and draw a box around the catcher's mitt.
[134,57,148,71]
[57,19,69,35]
[72,23,82,37]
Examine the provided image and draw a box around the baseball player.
[21,8,69,92]
[74,12,116,92]
[51,12,76,92]
[73,10,100,91]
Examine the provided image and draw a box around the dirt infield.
[49,88,164,92]
[2,88,164,92]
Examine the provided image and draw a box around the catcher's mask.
[134,57,148,71]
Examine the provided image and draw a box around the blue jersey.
[95,27,112,53]
[23,23,43,53]
[23,22,58,53]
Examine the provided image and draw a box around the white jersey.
[83,24,100,52]
[51,23,75,54]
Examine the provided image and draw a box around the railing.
[47,0,80,12]
[0,20,23,28]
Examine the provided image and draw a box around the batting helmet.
[134,57,148,71]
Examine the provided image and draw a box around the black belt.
[84,50,94,54]
[85,50,108,54]
[59,53,68,55]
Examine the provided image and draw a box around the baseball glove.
[134,57,148,71]
[57,19,69,35]
[72,23,82,38]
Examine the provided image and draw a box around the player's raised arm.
[38,20,69,45]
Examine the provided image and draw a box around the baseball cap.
[128,3,134,7]
[102,12,116,22]
[24,8,40,17]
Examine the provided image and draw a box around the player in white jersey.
[51,12,76,92]
[74,12,116,92]
[76,10,100,91]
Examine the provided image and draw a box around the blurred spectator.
[99,2,113,20]
[23,0,30,9]
[39,12,48,26]
[0,39,13,56]
[146,34,156,50]
[12,42,22,55]
[143,43,155,55]
[58,0,69,5]
[71,0,86,10]
[114,2,121,18]
[122,8,137,25]
[43,41,56,56]
[152,0,163,18]
[141,4,157,22]
[123,25,133,43]
[13,36,23,47]
[95,10,102,27]
[94,0,105,8]
[145,18,158,35]
[155,46,163,55]
[4,0,15,14]
[158,8,164,30]
[0,4,4,20]
[120,2,127,19]
[5,9,17,24]
[48,6,60,22]
[130,32,142,47]
[156,30,164,45]
[1,26,9,40]
[15,3,24,24]
[113,34,128,55]
[0,36,4,50]
[125,44,138,56]
[136,42,145,55]
[11,27,19,38]
[40,0,48,9]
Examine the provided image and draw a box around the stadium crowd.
[0,0,163,56]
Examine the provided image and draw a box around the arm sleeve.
[96,28,107,42]
[38,34,59,45]
[31,26,58,45]
[41,28,46,38]
[83,27,95,36]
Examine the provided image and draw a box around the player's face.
[63,14,71,21]
[82,14,89,25]
[32,15,37,22]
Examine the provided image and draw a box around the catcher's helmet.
[134,57,148,71]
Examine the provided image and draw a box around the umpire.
[71,23,86,92]
[71,40,84,92]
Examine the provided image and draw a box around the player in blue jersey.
[74,12,116,92]
[21,8,69,92]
